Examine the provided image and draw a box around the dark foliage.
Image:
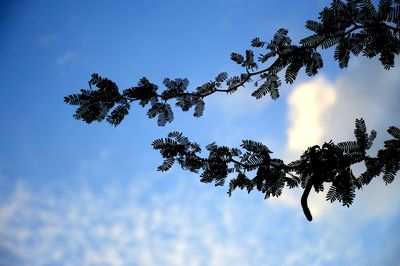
[152,120,400,221]
[65,0,400,221]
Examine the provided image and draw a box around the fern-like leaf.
[285,62,302,84]
[388,126,400,139]
[251,37,265,47]
[305,52,323,76]
[157,103,173,126]
[383,170,396,184]
[245,50,257,69]
[378,0,393,20]
[64,94,86,105]
[320,36,341,49]
[354,118,368,150]
[252,80,270,99]
[326,184,338,203]
[300,34,325,47]
[106,104,130,126]
[251,74,281,100]
[337,141,360,153]
[215,72,228,83]
[305,20,322,33]
[194,99,205,118]
[334,38,351,68]
[157,158,175,172]
[258,51,276,63]
[241,140,271,153]
[273,28,291,46]
[388,4,400,23]
[366,130,377,149]
[147,102,163,118]
[231,53,245,65]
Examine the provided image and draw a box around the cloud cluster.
[1,169,399,266]
[284,57,400,221]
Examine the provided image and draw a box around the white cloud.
[286,75,336,158]
[285,57,400,222]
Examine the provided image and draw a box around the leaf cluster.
[152,120,400,221]
[65,1,399,127]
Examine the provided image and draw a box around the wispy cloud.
[35,33,59,47]
[207,85,270,121]
[56,51,78,66]
[204,83,277,148]
[1,171,399,266]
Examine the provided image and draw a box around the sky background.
[0,0,399,265]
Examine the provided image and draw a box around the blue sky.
[0,0,399,265]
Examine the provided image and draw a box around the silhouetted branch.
[64,0,400,220]
[301,178,314,221]
[152,120,399,221]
